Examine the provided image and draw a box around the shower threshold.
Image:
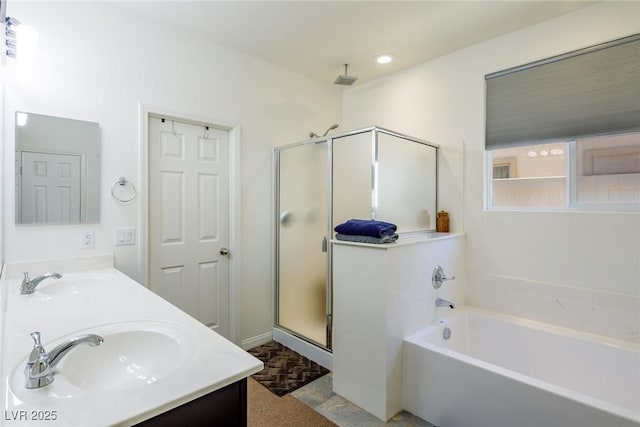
[273,326,333,370]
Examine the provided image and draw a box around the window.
[485,34,640,211]
[488,142,568,209]
[487,132,640,210]
[574,133,640,208]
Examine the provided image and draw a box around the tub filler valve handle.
[432,265,455,289]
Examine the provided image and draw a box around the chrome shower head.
[322,124,339,136]
[309,124,339,139]
[334,64,358,86]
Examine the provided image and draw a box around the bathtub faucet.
[432,265,455,289]
[435,297,455,309]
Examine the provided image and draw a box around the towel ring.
[111,177,137,203]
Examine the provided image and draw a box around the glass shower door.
[276,141,329,348]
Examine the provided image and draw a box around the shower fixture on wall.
[334,64,358,86]
[309,123,339,139]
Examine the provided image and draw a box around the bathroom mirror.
[15,112,101,224]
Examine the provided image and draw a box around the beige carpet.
[247,377,337,427]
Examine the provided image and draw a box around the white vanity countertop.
[0,268,263,426]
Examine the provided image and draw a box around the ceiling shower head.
[334,64,358,86]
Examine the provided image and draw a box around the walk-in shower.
[273,126,438,366]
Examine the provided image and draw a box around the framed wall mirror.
[15,112,101,225]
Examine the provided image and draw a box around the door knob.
[220,248,230,256]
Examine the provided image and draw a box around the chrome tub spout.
[435,297,455,309]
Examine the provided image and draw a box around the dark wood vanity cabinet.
[134,378,247,427]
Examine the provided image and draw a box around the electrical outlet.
[80,230,95,249]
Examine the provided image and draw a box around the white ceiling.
[113,1,597,85]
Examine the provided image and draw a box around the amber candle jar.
[436,210,449,232]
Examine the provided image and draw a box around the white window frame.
[486,139,640,212]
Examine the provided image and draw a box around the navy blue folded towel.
[334,219,397,238]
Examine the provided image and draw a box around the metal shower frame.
[273,125,439,351]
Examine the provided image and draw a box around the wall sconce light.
[5,15,20,58]
[2,0,38,63]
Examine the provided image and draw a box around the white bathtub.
[403,308,640,427]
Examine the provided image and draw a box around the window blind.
[485,34,640,149]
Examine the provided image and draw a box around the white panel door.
[20,151,81,224]
[149,117,230,337]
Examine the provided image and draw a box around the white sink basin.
[10,321,198,401]
[37,276,108,296]
[59,330,182,390]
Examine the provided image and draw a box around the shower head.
[310,124,339,139]
[334,64,358,86]
[322,124,339,136]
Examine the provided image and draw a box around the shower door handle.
[321,236,328,253]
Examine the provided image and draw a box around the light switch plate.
[114,227,136,246]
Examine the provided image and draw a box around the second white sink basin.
[37,276,109,296]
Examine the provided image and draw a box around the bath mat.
[248,341,329,397]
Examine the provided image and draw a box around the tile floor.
[291,373,434,427]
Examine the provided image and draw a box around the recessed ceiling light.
[376,54,393,64]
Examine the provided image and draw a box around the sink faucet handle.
[31,331,44,349]
[28,332,47,363]
[25,332,55,389]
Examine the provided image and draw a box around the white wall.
[2,1,342,345]
[1,56,5,268]
[343,2,640,340]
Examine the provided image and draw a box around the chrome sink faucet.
[24,331,103,389]
[435,297,455,309]
[20,272,62,295]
